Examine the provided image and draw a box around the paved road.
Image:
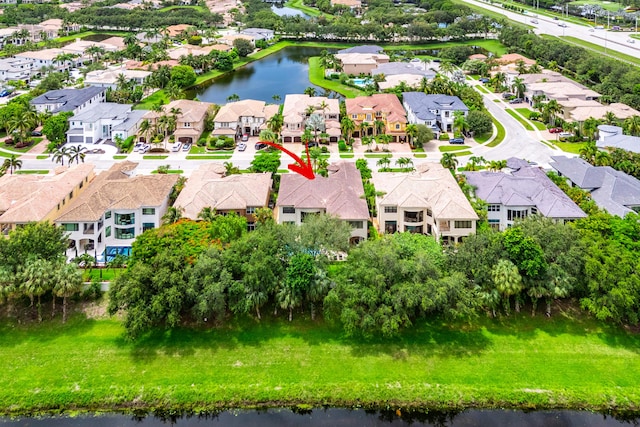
[462,0,640,59]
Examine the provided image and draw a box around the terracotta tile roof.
[277,162,369,220]
[0,164,95,224]
[174,163,272,219]
[54,162,178,222]
[345,93,407,123]
[214,99,276,123]
[372,163,478,220]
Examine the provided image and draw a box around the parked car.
[255,142,268,150]
[134,142,144,152]
[0,89,11,97]
[182,142,192,152]
[502,93,514,99]
[479,77,490,83]
[307,141,318,148]
[509,98,523,104]
[558,23,567,28]
[548,128,563,133]
[530,19,538,24]
[171,141,182,152]
[627,38,635,44]
[30,130,42,136]
[141,144,151,154]
[449,138,465,144]
[553,16,558,20]
[241,133,249,142]
[559,132,573,137]
[237,142,247,151]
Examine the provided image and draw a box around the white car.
[559,132,573,137]
[171,141,182,152]
[627,39,635,44]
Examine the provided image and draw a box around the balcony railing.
[83,226,94,235]
[404,212,424,223]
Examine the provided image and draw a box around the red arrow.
[263,141,315,180]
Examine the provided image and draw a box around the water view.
[188,47,329,104]
[271,4,310,18]
[1,409,637,426]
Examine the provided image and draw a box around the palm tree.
[360,121,371,137]
[376,156,390,171]
[138,119,153,144]
[7,110,37,144]
[197,206,216,222]
[267,113,284,140]
[623,115,640,136]
[438,60,455,76]
[511,77,526,99]
[405,124,418,147]
[306,113,325,143]
[340,116,355,143]
[527,63,542,74]
[162,206,184,225]
[543,100,563,127]
[271,94,281,102]
[582,117,599,141]
[164,81,184,101]
[226,93,240,102]
[373,119,385,136]
[603,111,617,126]
[223,161,240,175]
[3,155,22,175]
[51,146,70,166]
[492,259,523,315]
[67,145,86,165]
[258,129,277,143]
[303,87,317,97]
[579,141,599,165]
[440,152,458,173]
[453,111,469,136]
[465,156,486,171]
[515,59,528,74]
[53,263,83,323]
[20,258,54,322]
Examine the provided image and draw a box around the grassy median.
[1,302,640,416]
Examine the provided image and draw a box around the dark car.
[255,142,268,150]
[307,141,318,148]
[502,93,514,99]
[182,142,192,151]
[0,90,11,97]
[479,77,490,83]
[449,138,465,144]
[509,98,523,104]
[31,130,42,136]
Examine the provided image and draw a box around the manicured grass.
[54,31,128,44]
[151,169,184,174]
[339,153,355,158]
[113,155,128,160]
[309,57,366,98]
[14,170,48,174]
[143,155,169,160]
[506,109,535,131]
[450,0,531,28]
[453,150,472,156]
[516,108,547,131]
[555,141,586,154]
[135,91,169,110]
[85,268,124,282]
[36,155,49,160]
[383,39,509,56]
[189,145,207,154]
[185,155,232,160]
[475,85,491,94]
[285,0,332,18]
[439,145,470,152]
[189,146,235,155]
[2,306,640,415]
[486,118,506,148]
[414,153,427,158]
[558,36,640,67]
[277,169,290,173]
[0,141,37,153]
[474,132,492,144]
[364,153,393,158]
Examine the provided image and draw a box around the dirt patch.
[81,299,110,319]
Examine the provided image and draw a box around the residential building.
[464,161,586,231]
[336,51,389,76]
[167,44,231,60]
[345,93,407,142]
[219,33,255,46]
[165,24,193,38]
[0,164,95,236]
[597,124,640,154]
[84,67,152,89]
[276,162,369,244]
[330,0,362,12]
[173,163,272,231]
[30,87,106,114]
[281,94,341,143]
[372,163,478,244]
[212,99,279,138]
[239,28,275,41]
[0,57,35,82]
[0,28,19,48]
[550,155,640,217]
[15,48,81,73]
[142,99,213,144]
[403,92,468,133]
[67,103,147,144]
[54,162,178,261]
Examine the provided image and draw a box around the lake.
[271,4,310,18]
[187,46,330,105]
[1,409,637,426]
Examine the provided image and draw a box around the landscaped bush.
[338,140,348,152]
[207,135,235,150]
[321,146,329,153]
[439,134,450,141]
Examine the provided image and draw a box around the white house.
[0,57,35,82]
[15,48,82,73]
[54,162,179,261]
[84,67,151,89]
[212,99,279,137]
[402,92,468,133]
[30,87,106,115]
[66,103,147,144]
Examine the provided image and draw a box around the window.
[61,223,79,232]
[507,209,528,221]
[426,208,433,217]
[384,206,397,213]
[247,222,256,232]
[283,221,295,225]
[246,207,256,215]
[348,221,364,229]
[282,206,295,214]
[454,220,473,229]
[184,122,191,127]
[487,205,501,212]
[115,213,135,225]
[366,114,372,121]
[395,124,400,130]
[300,211,318,223]
[115,227,135,239]
[105,226,111,237]
[142,222,155,232]
[351,114,357,119]
[142,208,155,215]
[488,219,500,230]
[69,190,73,199]
[105,211,112,219]
[444,111,450,117]
[531,207,538,215]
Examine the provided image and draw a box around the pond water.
[1,408,637,426]
[187,47,330,105]
[271,4,310,18]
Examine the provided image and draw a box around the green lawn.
[36,155,49,160]
[54,31,128,44]
[474,132,492,144]
[414,153,427,158]
[516,108,547,131]
[151,169,184,174]
[339,153,355,158]
[475,85,491,94]
[135,91,168,110]
[14,170,48,175]
[557,36,640,67]
[439,145,470,152]
[555,141,586,154]
[84,268,124,282]
[364,153,393,158]
[185,155,232,160]
[142,155,169,160]
[506,109,535,131]
[113,155,128,160]
[309,57,366,98]
[486,118,506,148]
[2,306,640,415]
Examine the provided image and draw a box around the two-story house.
[212,99,279,138]
[142,100,213,145]
[30,87,106,115]
[402,92,468,133]
[84,67,151,89]
[0,57,35,82]
[0,164,95,236]
[173,163,272,231]
[276,162,369,244]
[336,46,389,76]
[15,48,82,74]
[345,94,407,143]
[464,162,586,231]
[54,162,178,261]
[281,94,341,143]
[66,103,147,144]
[372,163,478,244]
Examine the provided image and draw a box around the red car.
[548,128,563,133]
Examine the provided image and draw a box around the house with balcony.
[0,57,35,82]
[84,67,151,89]
[30,87,106,115]
[276,162,369,244]
[54,162,178,261]
[212,99,279,138]
[372,163,478,244]
[464,162,586,231]
[402,92,468,133]
[66,103,147,144]
[0,164,95,236]
[550,155,640,217]
[142,99,214,144]
[345,93,407,143]
[281,94,341,143]
[173,163,272,231]
[15,48,82,74]
[336,51,389,76]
